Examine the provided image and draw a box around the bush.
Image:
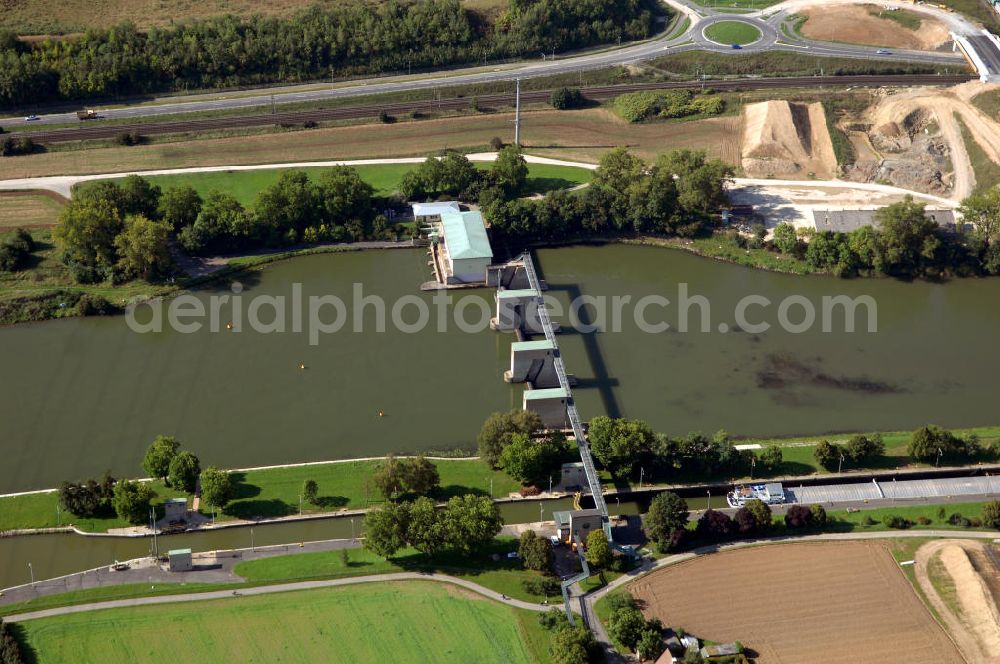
[784,504,813,528]
[76,293,118,316]
[861,515,877,526]
[916,516,932,525]
[809,504,827,527]
[489,136,504,151]
[882,515,912,529]
[948,512,972,528]
[302,120,318,128]
[0,618,26,664]
[982,500,1000,529]
[696,509,735,541]
[521,577,560,597]
[612,90,724,122]
[115,130,144,146]
[550,87,585,110]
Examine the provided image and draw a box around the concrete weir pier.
[490,252,611,625]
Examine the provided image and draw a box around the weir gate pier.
[488,252,609,625]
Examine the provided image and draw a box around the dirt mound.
[742,100,837,178]
[797,4,950,51]
[915,540,1000,663]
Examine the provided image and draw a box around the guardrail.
[518,252,607,518]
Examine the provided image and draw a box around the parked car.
[731,44,742,50]
[24,114,39,121]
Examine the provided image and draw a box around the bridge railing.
[518,252,607,518]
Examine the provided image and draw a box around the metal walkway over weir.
[517,252,608,518]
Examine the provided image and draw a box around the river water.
[3,244,1000,585]
[2,245,1000,494]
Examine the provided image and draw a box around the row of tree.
[484,148,733,242]
[477,410,570,486]
[362,494,503,558]
[0,0,656,107]
[400,146,528,202]
[777,192,1000,279]
[587,416,783,481]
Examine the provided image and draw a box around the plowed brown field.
[630,541,963,664]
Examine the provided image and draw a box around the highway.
[3,74,975,146]
[0,0,973,129]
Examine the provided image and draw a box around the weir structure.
[490,251,608,625]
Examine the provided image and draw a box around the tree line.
[0,0,656,107]
[362,494,503,558]
[766,191,1000,279]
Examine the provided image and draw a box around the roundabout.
[703,19,763,46]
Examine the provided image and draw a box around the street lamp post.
[750,457,756,480]
[707,489,711,510]
[351,518,356,542]
[639,467,644,489]
[838,454,844,474]
[936,448,943,467]
[28,562,34,586]
[251,527,255,553]
[539,503,544,523]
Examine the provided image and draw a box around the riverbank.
[4,424,999,536]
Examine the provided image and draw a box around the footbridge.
[490,252,608,519]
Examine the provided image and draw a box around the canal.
[2,244,1000,493]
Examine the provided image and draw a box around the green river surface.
[2,244,999,494]
[2,243,999,588]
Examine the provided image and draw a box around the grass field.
[1,0,505,34]
[234,540,558,603]
[0,192,66,228]
[872,7,924,30]
[112,162,592,205]
[0,457,518,532]
[703,20,763,45]
[16,580,550,664]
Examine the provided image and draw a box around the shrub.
[882,515,912,529]
[550,87,585,110]
[522,577,560,597]
[809,504,827,527]
[982,500,1000,529]
[76,293,118,316]
[916,516,932,525]
[696,509,735,541]
[489,136,505,151]
[948,512,972,528]
[784,504,813,528]
[612,90,724,122]
[302,120,318,128]
[861,515,877,526]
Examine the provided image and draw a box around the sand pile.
[741,100,837,178]
[939,545,1000,654]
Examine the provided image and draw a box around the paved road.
[2,572,552,623]
[0,0,968,128]
[580,529,1000,661]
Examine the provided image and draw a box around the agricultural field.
[0,191,66,228]
[0,109,742,180]
[0,0,506,34]
[629,541,963,663]
[16,580,550,663]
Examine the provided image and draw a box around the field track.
[7,75,974,145]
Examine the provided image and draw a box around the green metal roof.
[441,211,493,260]
[511,339,555,351]
[168,548,192,556]
[523,387,568,400]
[497,288,539,299]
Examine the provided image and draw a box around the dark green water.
[1,245,999,495]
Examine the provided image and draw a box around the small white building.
[439,210,493,283]
[412,200,461,222]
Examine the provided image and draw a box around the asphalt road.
[0,0,970,128]
[4,74,974,146]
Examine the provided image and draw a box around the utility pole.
[150,508,158,557]
[514,78,521,147]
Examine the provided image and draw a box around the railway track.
[6,74,975,145]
